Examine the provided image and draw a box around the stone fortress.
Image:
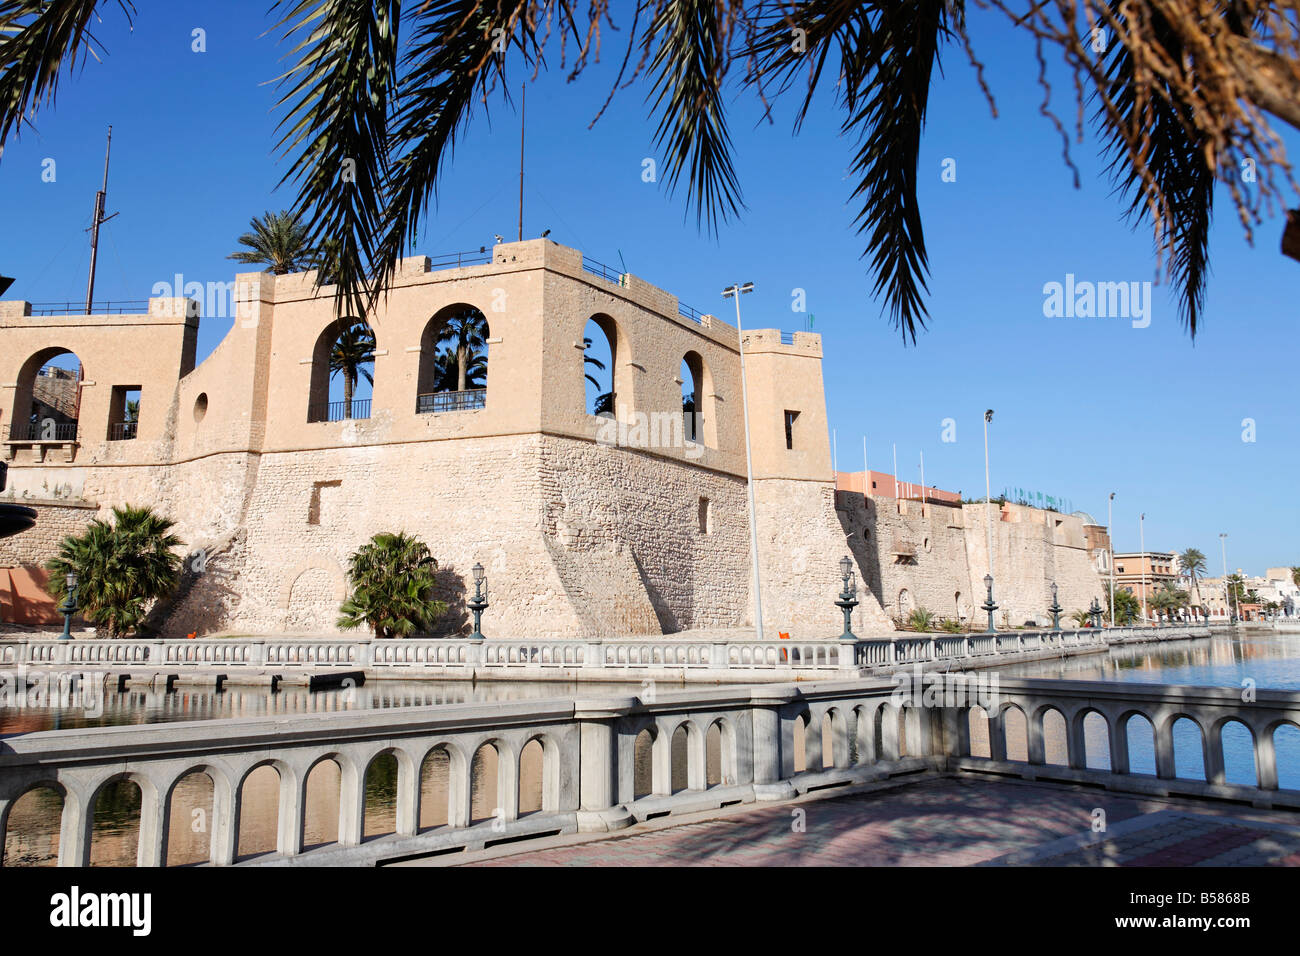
[0,239,1108,639]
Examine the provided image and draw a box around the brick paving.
[461,777,1300,867]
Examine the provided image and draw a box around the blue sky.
[0,1,1295,575]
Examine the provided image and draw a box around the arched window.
[680,351,716,447]
[9,349,83,442]
[417,303,489,413]
[583,317,617,417]
[308,318,375,422]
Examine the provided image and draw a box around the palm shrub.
[1103,585,1142,626]
[938,617,964,634]
[906,607,936,632]
[1070,609,1093,628]
[337,532,446,639]
[45,505,183,638]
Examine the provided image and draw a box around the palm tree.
[582,337,614,415]
[227,210,315,275]
[1104,584,1141,625]
[1071,608,1093,628]
[337,532,447,639]
[433,347,485,392]
[45,504,183,638]
[1178,547,1207,614]
[329,322,376,416]
[434,307,488,393]
[9,4,1297,337]
[906,607,936,632]
[1291,567,1300,588]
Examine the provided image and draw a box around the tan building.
[0,239,897,639]
[1112,551,1178,612]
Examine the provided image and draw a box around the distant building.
[1113,550,1178,613]
[834,470,961,505]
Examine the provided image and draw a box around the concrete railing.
[0,625,1206,682]
[0,667,1295,867]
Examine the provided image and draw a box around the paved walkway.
[456,777,1300,867]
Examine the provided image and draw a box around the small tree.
[337,532,446,639]
[45,505,183,638]
[1070,608,1093,628]
[228,209,315,275]
[1103,585,1142,626]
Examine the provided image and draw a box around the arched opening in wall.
[165,770,215,866]
[1171,717,1206,781]
[470,742,499,824]
[1002,705,1029,761]
[821,712,836,769]
[968,707,991,758]
[303,759,341,849]
[8,349,83,443]
[1275,722,1300,791]
[519,739,545,816]
[419,747,451,831]
[897,589,914,617]
[1043,708,1068,765]
[307,318,375,422]
[792,713,808,773]
[706,721,724,787]
[897,707,911,757]
[1124,714,1157,776]
[90,777,141,867]
[192,392,208,424]
[2,785,63,866]
[954,591,964,622]
[633,728,655,799]
[363,751,399,839]
[1082,711,1111,770]
[417,303,489,413]
[1221,720,1256,786]
[582,315,621,418]
[680,351,716,447]
[236,765,280,860]
[670,725,690,794]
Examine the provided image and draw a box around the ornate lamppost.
[466,562,489,641]
[1048,582,1063,632]
[981,573,998,634]
[1089,597,1103,629]
[835,555,859,640]
[59,571,78,641]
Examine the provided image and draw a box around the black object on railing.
[109,421,138,441]
[415,389,487,414]
[428,249,493,271]
[307,399,372,422]
[29,300,149,316]
[582,257,626,285]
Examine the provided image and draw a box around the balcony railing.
[416,389,486,414]
[5,422,78,442]
[28,300,150,316]
[308,399,371,422]
[582,256,627,286]
[428,249,493,271]
[108,421,138,441]
[678,303,705,325]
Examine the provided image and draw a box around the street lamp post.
[835,556,859,640]
[1048,582,1062,632]
[1219,533,1234,624]
[724,281,765,641]
[981,573,998,634]
[59,571,78,641]
[466,562,488,640]
[1139,512,1148,625]
[1107,492,1116,627]
[1089,597,1104,629]
[983,410,995,603]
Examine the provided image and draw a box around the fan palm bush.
[1070,608,1093,628]
[337,532,447,639]
[44,505,183,638]
[938,617,964,634]
[906,607,936,632]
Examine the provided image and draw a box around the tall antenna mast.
[85,126,117,315]
[518,82,525,242]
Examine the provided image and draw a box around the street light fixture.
[467,562,488,640]
[981,573,998,634]
[1048,582,1062,632]
[1107,492,1115,628]
[835,556,859,640]
[983,410,995,603]
[723,281,764,641]
[59,571,78,641]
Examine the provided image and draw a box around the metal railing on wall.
[307,399,372,423]
[415,389,487,414]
